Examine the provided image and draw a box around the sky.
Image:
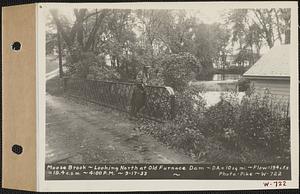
[50,7,227,24]
[187,8,227,24]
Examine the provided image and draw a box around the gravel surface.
[46,94,194,164]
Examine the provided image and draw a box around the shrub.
[205,100,236,135]
[161,52,201,92]
[138,86,209,159]
[204,92,240,134]
[237,77,250,92]
[138,88,290,163]
[204,90,290,158]
[65,51,97,78]
[65,52,121,80]
[238,91,290,159]
[174,86,206,126]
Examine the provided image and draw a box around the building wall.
[250,78,290,99]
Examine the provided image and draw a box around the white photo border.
[37,1,299,192]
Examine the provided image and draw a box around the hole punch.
[11,41,22,51]
[12,144,23,155]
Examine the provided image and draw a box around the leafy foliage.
[237,77,251,92]
[226,8,291,66]
[47,8,291,163]
[138,89,290,163]
[47,9,238,82]
[161,52,200,92]
[238,91,290,157]
[65,52,120,80]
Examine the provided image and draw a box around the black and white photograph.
[43,2,296,182]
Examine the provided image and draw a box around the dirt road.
[46,94,194,164]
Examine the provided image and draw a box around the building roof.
[243,44,290,78]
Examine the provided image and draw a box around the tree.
[252,9,276,48]
[227,9,248,50]
[101,9,138,80]
[189,23,231,79]
[227,8,291,52]
[135,10,173,61]
[275,8,291,44]
[50,9,109,59]
[50,9,119,79]
[226,8,291,68]
[226,9,260,65]
[214,25,232,71]
[57,28,63,78]
[157,10,196,54]
[46,33,57,55]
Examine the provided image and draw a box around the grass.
[46,55,59,73]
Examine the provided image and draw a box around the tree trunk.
[285,29,290,44]
[266,32,274,48]
[57,31,64,78]
[84,10,107,52]
[250,44,254,66]
[274,10,283,44]
[280,8,291,44]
